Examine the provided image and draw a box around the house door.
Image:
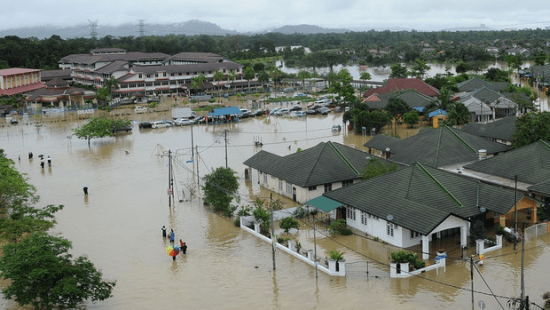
[292,187,296,201]
[336,207,346,220]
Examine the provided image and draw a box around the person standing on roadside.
[162,226,167,238]
[170,230,175,243]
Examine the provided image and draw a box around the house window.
[279,179,283,191]
[308,185,317,191]
[410,231,420,239]
[138,74,142,78]
[347,207,356,221]
[147,74,151,78]
[324,183,332,192]
[342,180,353,187]
[263,173,267,184]
[387,223,394,237]
[286,182,292,194]
[361,212,368,225]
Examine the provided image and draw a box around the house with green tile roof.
[459,116,516,145]
[462,140,550,226]
[457,77,509,93]
[364,125,511,168]
[323,162,521,259]
[243,141,399,204]
[362,89,438,112]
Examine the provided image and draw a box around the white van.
[151,121,171,129]
[314,98,332,106]
[134,106,148,114]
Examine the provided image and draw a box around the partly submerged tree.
[202,167,239,216]
[403,110,420,128]
[0,232,116,310]
[361,157,398,180]
[0,149,63,242]
[73,116,131,146]
[385,97,410,119]
[389,63,409,79]
[279,217,299,233]
[512,112,550,148]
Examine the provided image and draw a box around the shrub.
[328,219,347,235]
[329,249,345,261]
[234,217,241,227]
[494,224,505,236]
[292,206,308,219]
[341,228,353,236]
[280,217,299,233]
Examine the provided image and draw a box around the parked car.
[195,115,213,124]
[174,118,194,126]
[317,107,331,115]
[294,111,307,117]
[293,93,307,98]
[306,108,318,115]
[139,121,152,129]
[113,125,132,133]
[289,105,302,112]
[240,109,252,118]
[314,98,332,106]
[151,121,171,129]
[134,106,148,114]
[273,108,289,116]
[253,109,265,116]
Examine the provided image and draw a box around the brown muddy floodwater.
[1,102,549,309]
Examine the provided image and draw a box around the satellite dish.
[387,214,393,221]
[479,207,486,213]
[385,147,390,152]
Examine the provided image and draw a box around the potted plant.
[329,249,345,272]
[295,241,302,254]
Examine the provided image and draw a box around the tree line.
[1,28,550,70]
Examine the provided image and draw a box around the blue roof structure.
[428,109,447,118]
[208,106,242,117]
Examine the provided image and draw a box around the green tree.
[0,150,63,242]
[0,232,115,310]
[403,110,420,127]
[297,70,311,90]
[389,63,409,79]
[329,69,357,107]
[483,68,510,82]
[534,51,547,66]
[455,62,469,74]
[191,74,207,95]
[228,71,237,94]
[361,157,398,180]
[213,70,225,96]
[243,66,255,94]
[257,70,270,89]
[445,102,470,126]
[512,112,550,148]
[73,116,131,146]
[360,72,372,81]
[411,58,430,79]
[385,97,410,118]
[279,217,299,233]
[202,167,239,216]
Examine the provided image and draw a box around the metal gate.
[345,261,388,279]
[524,222,548,242]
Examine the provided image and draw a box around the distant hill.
[267,24,351,34]
[0,20,239,39]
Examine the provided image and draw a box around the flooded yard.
[1,101,549,309]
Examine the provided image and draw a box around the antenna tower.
[138,20,146,52]
[88,19,98,41]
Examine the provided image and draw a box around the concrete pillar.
[461,223,468,248]
[338,260,346,276]
[307,249,314,261]
[254,222,261,234]
[328,259,337,273]
[476,239,485,255]
[288,240,295,252]
[533,206,538,224]
[496,234,503,247]
[422,235,430,260]
[499,215,506,227]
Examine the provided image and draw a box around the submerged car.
[151,121,171,129]
[174,118,194,126]
[139,122,152,129]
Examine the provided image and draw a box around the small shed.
[429,109,447,128]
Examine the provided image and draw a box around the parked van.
[134,106,148,114]
[151,121,171,129]
[314,98,332,106]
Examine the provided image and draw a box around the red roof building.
[0,68,46,96]
[363,78,440,98]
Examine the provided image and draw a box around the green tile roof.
[459,116,516,142]
[464,140,550,185]
[243,141,389,187]
[365,125,511,167]
[324,163,517,235]
[457,77,510,92]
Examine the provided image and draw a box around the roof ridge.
[327,141,360,175]
[443,125,477,153]
[415,163,463,207]
[302,142,328,186]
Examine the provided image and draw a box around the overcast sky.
[3,0,550,32]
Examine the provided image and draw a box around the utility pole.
[521,224,525,307]
[470,255,475,310]
[168,150,173,208]
[191,125,194,163]
[313,215,318,278]
[225,129,228,169]
[514,174,518,250]
[196,145,200,186]
[270,193,276,271]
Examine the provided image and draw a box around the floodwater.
[1,100,549,309]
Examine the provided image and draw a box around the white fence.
[524,222,548,242]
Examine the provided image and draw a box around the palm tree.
[243,66,255,94]
[269,67,283,92]
[228,71,237,95]
[446,102,470,126]
[257,70,270,90]
[297,70,311,91]
[191,74,206,95]
[213,70,225,96]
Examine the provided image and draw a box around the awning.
[208,106,242,117]
[305,195,343,212]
